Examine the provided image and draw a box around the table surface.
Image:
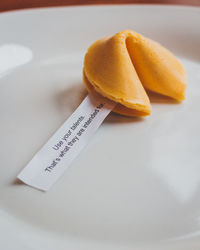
[0,0,200,12]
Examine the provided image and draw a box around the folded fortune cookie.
[83,30,187,117]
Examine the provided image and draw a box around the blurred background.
[0,0,200,12]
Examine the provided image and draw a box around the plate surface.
[0,5,200,250]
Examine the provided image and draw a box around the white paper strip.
[17,92,116,191]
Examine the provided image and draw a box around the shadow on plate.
[54,83,180,126]
[55,83,87,115]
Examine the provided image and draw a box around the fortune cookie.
[83,30,186,117]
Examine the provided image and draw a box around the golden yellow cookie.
[83,30,186,117]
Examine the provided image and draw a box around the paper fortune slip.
[17,92,116,191]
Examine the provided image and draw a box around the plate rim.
[0,4,200,16]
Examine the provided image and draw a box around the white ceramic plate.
[1,5,200,250]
